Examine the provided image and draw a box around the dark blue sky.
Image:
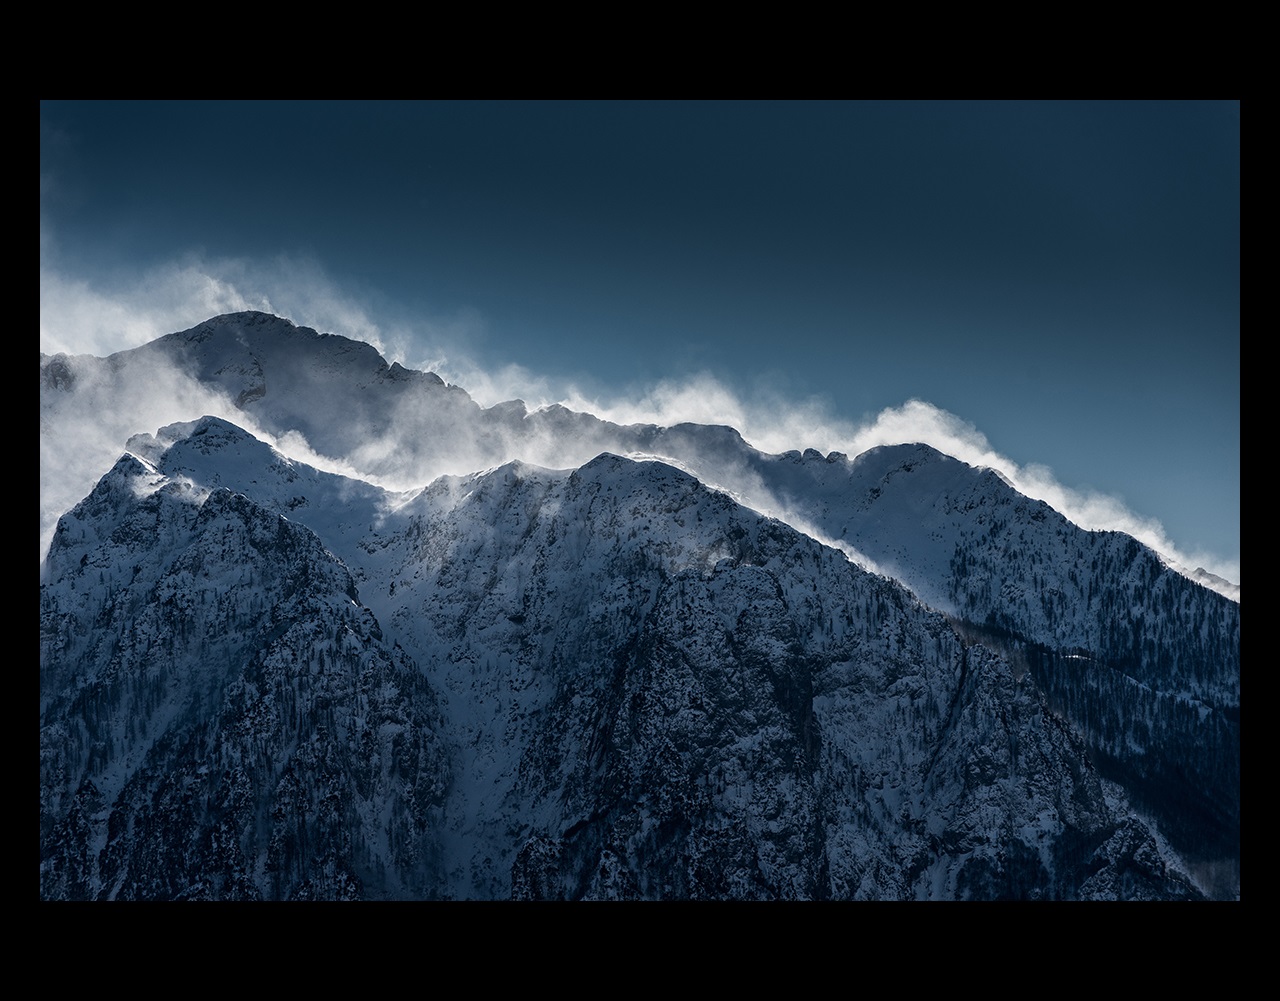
[40,100,1240,580]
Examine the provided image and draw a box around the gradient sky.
[39,100,1240,581]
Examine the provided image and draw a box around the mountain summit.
[39,314,1240,899]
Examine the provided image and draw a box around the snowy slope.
[39,312,1240,899]
[41,416,1217,899]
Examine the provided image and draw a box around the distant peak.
[387,361,445,387]
[156,414,254,442]
[169,311,307,349]
[126,416,265,464]
[202,310,296,328]
[854,441,953,468]
[578,451,630,471]
[575,451,700,490]
[656,423,748,452]
[188,414,256,436]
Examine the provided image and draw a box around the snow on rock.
[39,314,1239,899]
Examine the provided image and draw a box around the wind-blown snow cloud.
[40,250,381,360]
[38,348,382,563]
[543,382,1240,587]
[41,352,242,559]
[38,238,436,558]
[38,238,1238,588]
[849,402,1240,585]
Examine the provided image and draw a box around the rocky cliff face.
[749,442,1241,883]
[40,415,1217,899]
[40,460,450,900]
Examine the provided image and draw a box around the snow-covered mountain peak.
[46,312,1233,596]
[850,440,954,471]
[129,414,260,454]
[129,416,298,497]
[39,318,1241,899]
[163,311,392,387]
[577,449,674,477]
[187,309,296,332]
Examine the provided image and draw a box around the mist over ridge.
[41,310,1238,596]
[41,101,1239,603]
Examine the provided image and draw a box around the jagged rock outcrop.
[40,463,450,900]
[40,418,1217,899]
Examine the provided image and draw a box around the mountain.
[39,313,1239,899]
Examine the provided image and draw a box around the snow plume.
[37,242,409,557]
[39,239,394,361]
[338,345,1244,591]
[561,373,757,434]
[41,350,242,560]
[534,381,1240,590]
[37,272,1237,588]
[848,401,1239,590]
[38,348,368,563]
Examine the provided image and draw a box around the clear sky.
[39,100,1240,583]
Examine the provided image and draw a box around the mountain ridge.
[39,313,1240,899]
[41,311,1238,597]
